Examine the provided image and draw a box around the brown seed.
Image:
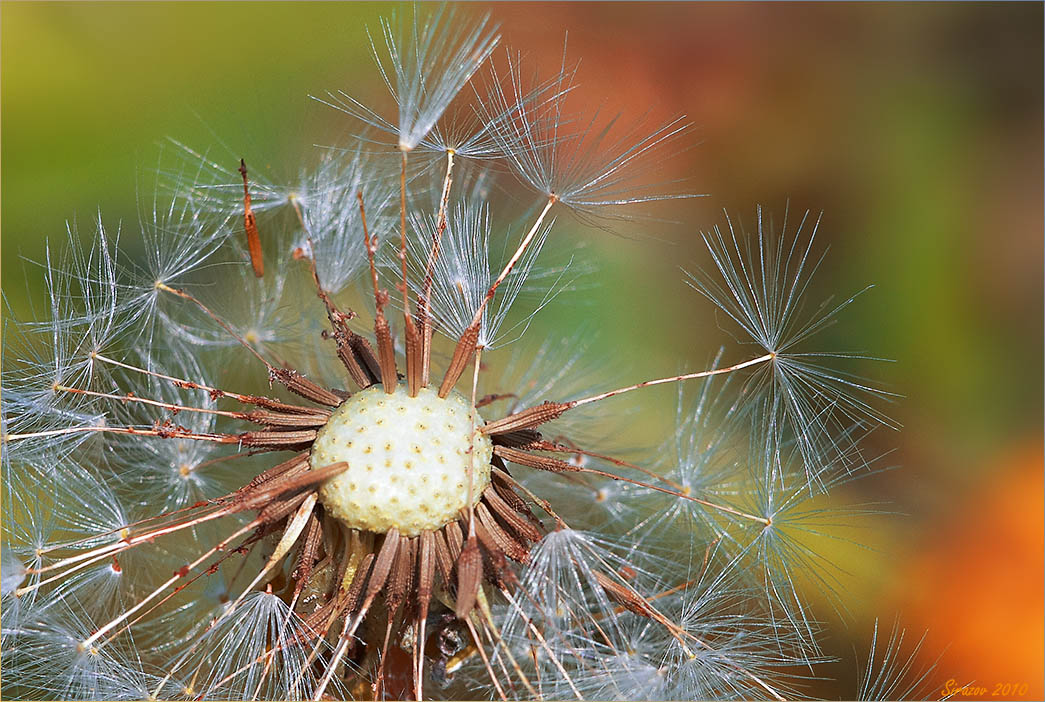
[455,534,482,619]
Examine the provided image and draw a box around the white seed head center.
[310,384,492,537]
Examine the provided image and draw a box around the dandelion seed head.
[2,6,902,700]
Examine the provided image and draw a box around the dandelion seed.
[1,549,27,597]
[319,5,500,154]
[685,206,899,485]
[405,200,576,350]
[481,45,696,220]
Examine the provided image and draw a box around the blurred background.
[3,2,1041,699]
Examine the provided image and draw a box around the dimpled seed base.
[310,384,493,537]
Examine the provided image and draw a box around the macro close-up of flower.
[2,3,1042,701]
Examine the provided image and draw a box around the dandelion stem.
[359,190,398,392]
[569,353,775,408]
[3,427,108,442]
[439,196,556,396]
[545,442,770,524]
[17,548,129,596]
[51,384,244,420]
[400,150,410,317]
[546,440,688,492]
[103,530,265,647]
[647,578,699,604]
[80,517,262,650]
[302,235,344,319]
[25,503,231,578]
[475,591,539,700]
[682,494,768,525]
[87,353,316,413]
[575,465,771,526]
[468,194,556,332]
[564,457,769,524]
[2,425,238,444]
[399,150,423,396]
[420,148,456,387]
[463,616,509,702]
[33,500,212,556]
[155,282,273,370]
